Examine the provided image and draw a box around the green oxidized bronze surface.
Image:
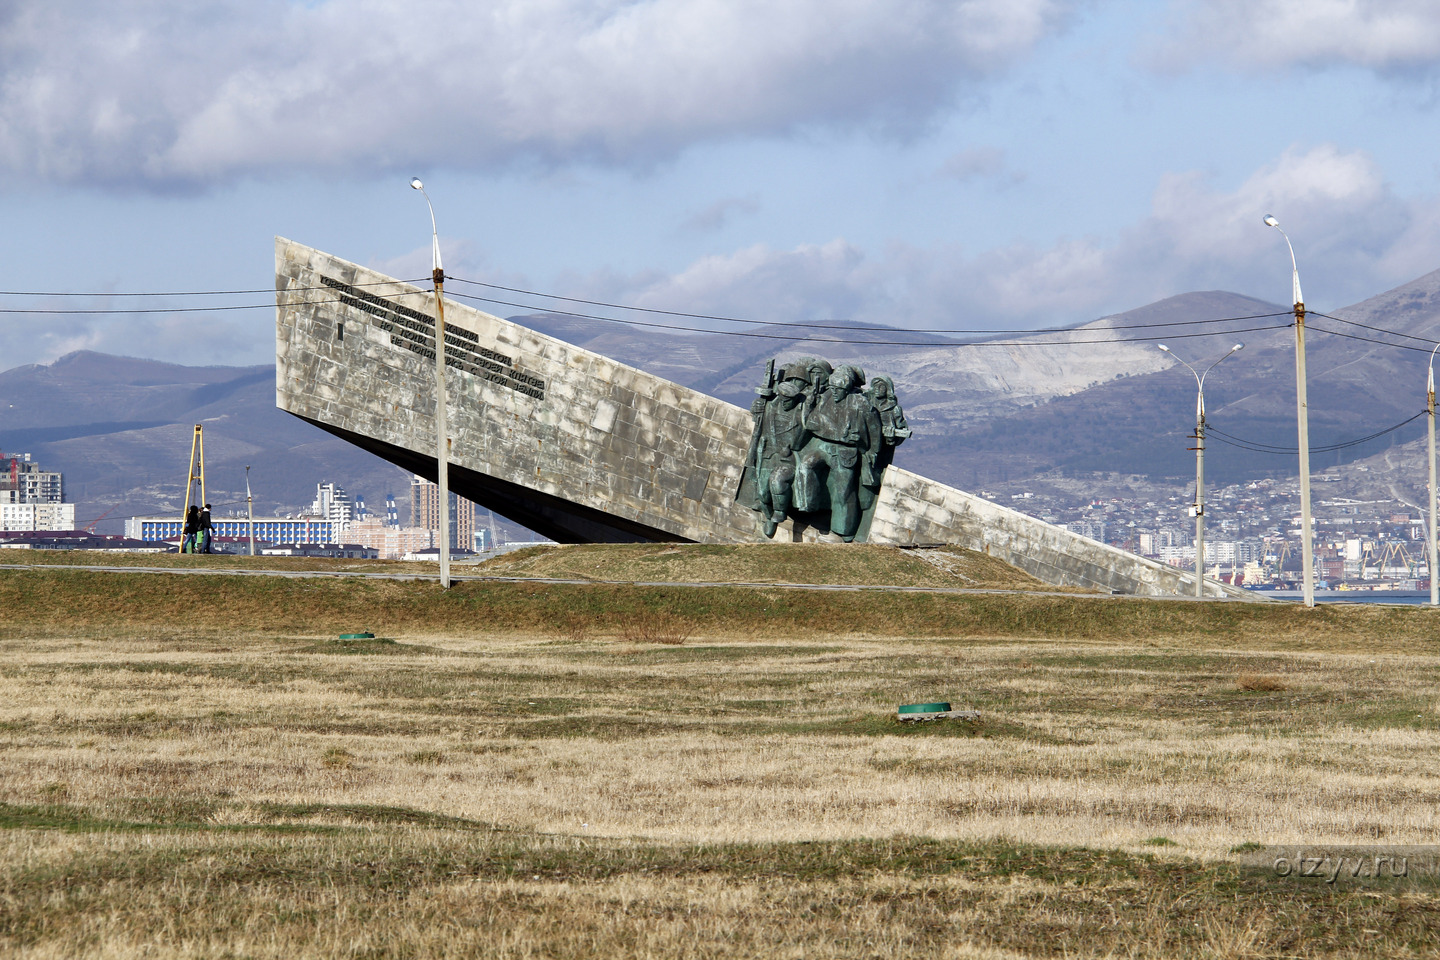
[736,357,911,542]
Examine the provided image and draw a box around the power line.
[70,499,251,527]
[2,286,1295,344]
[0,274,1295,338]
[1304,320,1439,354]
[1205,411,1427,456]
[0,279,428,297]
[1312,310,1439,347]
[3,304,278,315]
[444,289,1293,347]
[6,272,1437,357]
[0,290,435,316]
[447,275,1292,335]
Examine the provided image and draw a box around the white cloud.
[0,304,264,370]
[567,238,880,325]
[1158,0,1440,71]
[0,0,1071,188]
[576,145,1440,331]
[937,145,1022,182]
[680,195,761,233]
[6,144,1431,371]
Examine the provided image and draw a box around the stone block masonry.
[276,239,1252,598]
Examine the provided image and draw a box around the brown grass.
[1236,672,1290,692]
[474,542,1062,591]
[4,557,1440,956]
[5,558,1440,653]
[618,611,692,644]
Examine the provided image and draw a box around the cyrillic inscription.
[319,276,546,400]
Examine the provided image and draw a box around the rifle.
[735,359,776,507]
[747,359,775,453]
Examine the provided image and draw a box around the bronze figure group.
[739,357,910,541]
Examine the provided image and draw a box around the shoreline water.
[1260,590,1435,605]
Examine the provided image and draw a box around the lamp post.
[1158,342,1244,598]
[1265,214,1315,607]
[411,177,451,589]
[245,465,255,557]
[1429,344,1439,606]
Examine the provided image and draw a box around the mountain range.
[3,266,1438,535]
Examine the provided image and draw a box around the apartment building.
[0,456,72,530]
[410,475,475,550]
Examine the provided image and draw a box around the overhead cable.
[1205,411,1428,456]
[1312,310,1439,347]
[443,289,1293,347]
[0,290,435,316]
[1304,321,1439,355]
[8,273,1440,354]
[0,279,427,297]
[446,275,1292,335]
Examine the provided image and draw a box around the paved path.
[0,562,1253,601]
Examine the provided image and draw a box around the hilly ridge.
[3,267,1438,534]
[0,353,414,530]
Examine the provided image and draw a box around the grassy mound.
[473,542,1058,591]
[2,559,1440,651]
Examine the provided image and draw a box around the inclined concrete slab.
[276,238,1254,599]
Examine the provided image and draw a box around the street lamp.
[411,177,451,589]
[1158,342,1244,598]
[245,465,255,557]
[1265,214,1315,607]
[1428,343,1439,606]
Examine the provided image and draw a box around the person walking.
[182,505,200,554]
[199,503,214,554]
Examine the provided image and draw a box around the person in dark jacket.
[199,504,214,554]
[182,505,200,554]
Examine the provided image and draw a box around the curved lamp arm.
[1263,215,1302,307]
[1159,343,1243,419]
[410,177,443,274]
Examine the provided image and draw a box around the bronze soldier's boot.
[763,518,778,537]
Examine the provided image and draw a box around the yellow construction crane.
[182,424,206,521]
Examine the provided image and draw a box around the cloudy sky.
[2,0,1439,368]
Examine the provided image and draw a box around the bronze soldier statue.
[736,357,911,542]
[753,363,811,537]
[795,365,883,541]
[867,374,911,447]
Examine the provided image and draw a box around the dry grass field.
[3,550,1440,957]
[471,542,1065,591]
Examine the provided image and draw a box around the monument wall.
[276,238,1250,598]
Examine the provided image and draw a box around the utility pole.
[1195,404,1205,597]
[1295,300,1314,605]
[1159,343,1243,599]
[245,465,256,557]
[411,177,451,589]
[1429,345,1439,606]
[1266,215,1315,607]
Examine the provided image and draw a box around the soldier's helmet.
[779,361,810,383]
[828,365,863,391]
[805,358,834,382]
